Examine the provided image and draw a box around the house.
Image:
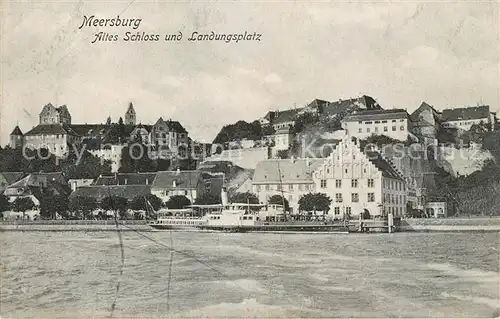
[409,102,443,142]
[150,117,189,159]
[93,173,156,186]
[252,157,323,213]
[313,136,406,219]
[39,103,71,125]
[151,170,206,204]
[0,172,25,193]
[3,172,70,205]
[272,127,294,152]
[68,178,95,192]
[272,109,303,130]
[341,109,411,141]
[441,105,496,131]
[69,185,152,203]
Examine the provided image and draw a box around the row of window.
[358,126,405,133]
[383,179,405,191]
[383,194,406,205]
[334,192,375,203]
[255,184,314,192]
[358,119,405,124]
[320,178,374,189]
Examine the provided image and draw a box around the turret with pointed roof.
[9,125,24,149]
[125,102,136,125]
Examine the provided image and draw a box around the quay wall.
[0,220,151,232]
[398,217,500,232]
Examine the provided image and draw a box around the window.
[382,120,387,123]
[289,184,294,191]
[375,121,380,124]
[400,119,404,122]
[375,127,379,132]
[358,128,362,133]
[392,120,396,123]
[367,128,371,133]
[392,126,396,131]
[365,121,373,124]
[265,185,270,191]
[255,185,261,192]
[368,179,374,187]
[320,180,327,188]
[335,193,343,202]
[351,193,359,202]
[384,126,388,132]
[277,184,282,191]
[334,207,340,215]
[346,207,351,215]
[368,193,375,202]
[299,184,304,191]
[358,121,363,124]
[335,179,342,188]
[351,179,358,188]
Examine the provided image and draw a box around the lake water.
[1,231,499,318]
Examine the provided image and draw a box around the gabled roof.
[10,126,23,136]
[342,109,409,122]
[442,105,491,122]
[153,117,188,133]
[409,102,442,123]
[93,173,157,186]
[253,158,322,183]
[152,170,202,189]
[69,185,151,201]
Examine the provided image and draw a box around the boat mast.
[276,159,286,212]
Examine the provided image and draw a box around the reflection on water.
[1,231,499,318]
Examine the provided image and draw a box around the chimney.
[221,186,228,206]
[173,180,176,188]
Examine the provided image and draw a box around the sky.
[1,1,499,146]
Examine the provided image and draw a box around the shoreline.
[1,217,500,233]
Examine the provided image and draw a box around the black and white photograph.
[0,1,499,318]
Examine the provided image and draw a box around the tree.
[69,196,98,220]
[292,112,320,134]
[39,194,69,219]
[194,193,221,205]
[165,195,191,209]
[298,193,332,213]
[0,194,10,213]
[12,197,35,220]
[268,195,289,211]
[100,196,129,219]
[129,194,163,211]
[230,192,259,204]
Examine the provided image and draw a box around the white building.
[88,145,125,173]
[312,136,407,219]
[252,158,322,213]
[272,127,294,151]
[441,105,496,131]
[341,109,411,141]
[151,170,206,204]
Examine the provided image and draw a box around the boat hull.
[148,224,201,230]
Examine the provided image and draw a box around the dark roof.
[342,109,409,122]
[364,149,404,180]
[273,108,303,124]
[69,185,151,201]
[93,173,157,186]
[409,102,442,123]
[151,170,202,189]
[10,126,23,136]
[126,102,135,114]
[442,105,491,122]
[68,124,110,136]
[0,172,25,184]
[24,124,73,136]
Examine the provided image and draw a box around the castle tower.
[125,102,136,125]
[10,125,24,149]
